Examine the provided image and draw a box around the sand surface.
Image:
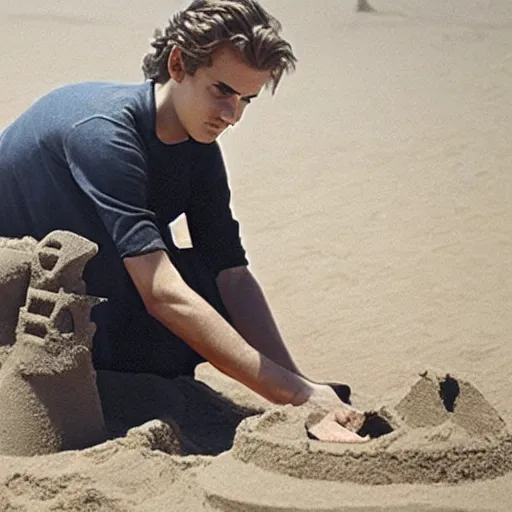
[1,0,512,510]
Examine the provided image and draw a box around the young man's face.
[170,45,270,144]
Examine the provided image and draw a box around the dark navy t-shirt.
[0,81,247,372]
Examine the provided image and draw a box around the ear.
[168,46,186,83]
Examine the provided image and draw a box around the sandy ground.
[1,0,511,510]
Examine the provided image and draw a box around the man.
[0,0,367,442]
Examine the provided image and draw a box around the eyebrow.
[215,81,259,101]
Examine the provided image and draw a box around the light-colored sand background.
[1,0,511,510]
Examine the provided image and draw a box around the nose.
[218,97,240,126]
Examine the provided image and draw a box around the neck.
[154,81,189,144]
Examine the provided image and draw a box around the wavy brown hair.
[141,0,296,93]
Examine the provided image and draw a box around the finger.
[334,408,366,433]
[308,422,370,443]
[307,415,370,443]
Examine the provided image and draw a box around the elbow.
[140,279,187,322]
[123,250,190,322]
[137,289,163,321]
[143,294,162,319]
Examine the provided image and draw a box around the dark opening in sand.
[27,297,55,317]
[54,308,74,333]
[44,239,62,250]
[357,412,394,439]
[38,252,58,271]
[439,375,460,413]
[24,321,47,339]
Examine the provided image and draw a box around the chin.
[190,131,219,145]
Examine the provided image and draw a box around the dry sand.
[1,0,512,510]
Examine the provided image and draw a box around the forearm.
[148,274,309,404]
[217,266,302,375]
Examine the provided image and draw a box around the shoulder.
[37,81,154,133]
[62,82,156,146]
[47,81,151,107]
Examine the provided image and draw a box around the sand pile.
[231,370,512,485]
[96,370,261,456]
[0,418,209,512]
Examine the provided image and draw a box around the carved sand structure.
[0,236,36,352]
[229,370,512,485]
[0,231,107,455]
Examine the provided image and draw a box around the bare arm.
[216,266,302,375]
[123,250,312,405]
[124,251,369,443]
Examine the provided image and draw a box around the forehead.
[202,45,270,95]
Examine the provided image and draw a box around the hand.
[306,383,351,411]
[305,383,369,443]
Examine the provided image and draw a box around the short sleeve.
[64,116,167,258]
[186,143,248,275]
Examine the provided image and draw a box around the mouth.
[206,122,226,134]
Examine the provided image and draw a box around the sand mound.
[97,371,261,456]
[396,369,508,437]
[231,370,512,485]
[0,415,210,512]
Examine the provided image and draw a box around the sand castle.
[0,231,107,455]
[230,370,512,485]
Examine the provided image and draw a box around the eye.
[242,97,252,105]
[214,84,232,97]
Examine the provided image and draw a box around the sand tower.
[0,237,36,352]
[0,231,106,456]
